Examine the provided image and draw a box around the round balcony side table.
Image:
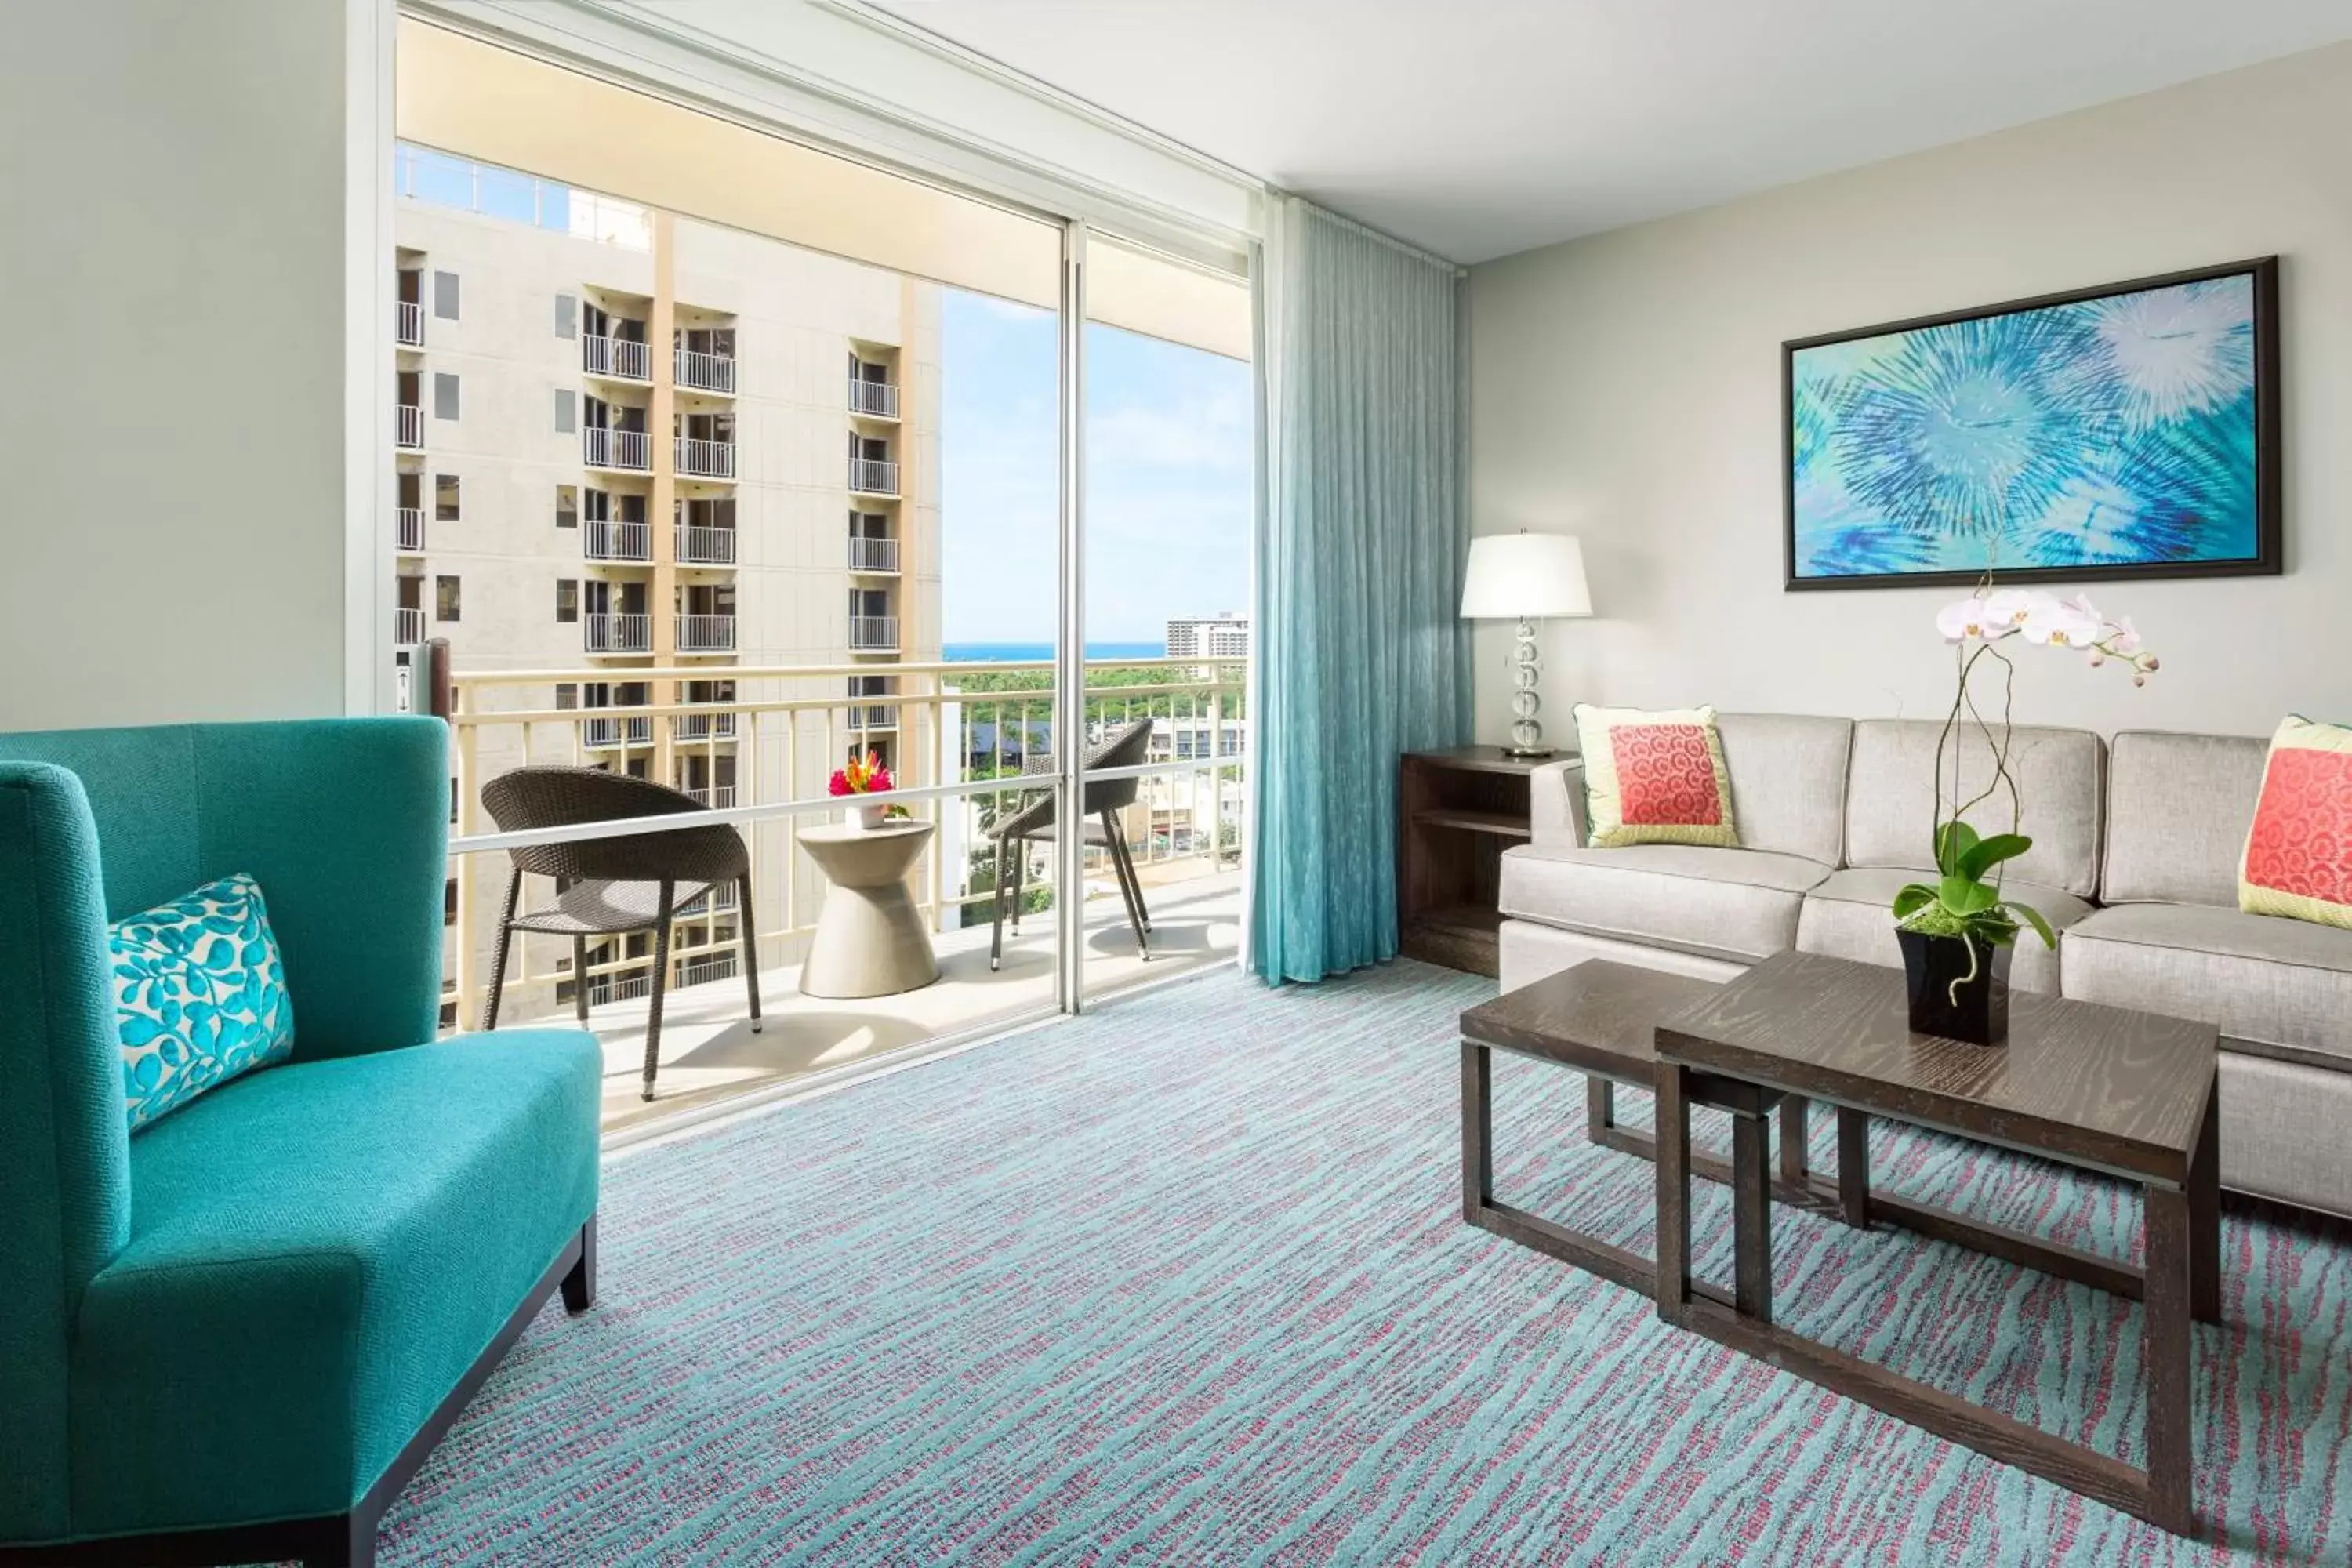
[796,819,940,999]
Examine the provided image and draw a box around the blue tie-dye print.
[109,873,295,1131]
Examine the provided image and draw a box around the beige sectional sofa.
[1498,715,2352,1219]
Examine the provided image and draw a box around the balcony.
[583,426,650,472]
[671,709,738,742]
[847,704,898,730]
[583,334,651,381]
[848,535,899,573]
[677,347,736,395]
[676,524,738,566]
[582,715,653,750]
[394,607,426,645]
[396,404,423,449]
[848,615,898,652]
[584,612,652,654]
[848,457,899,496]
[397,300,424,347]
[677,437,736,481]
[848,379,899,419]
[675,614,737,654]
[676,880,739,917]
[583,518,652,564]
[683,784,739,809]
[397,506,424,553]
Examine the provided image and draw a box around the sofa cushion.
[110,874,295,1131]
[1718,713,1853,866]
[1500,843,1831,964]
[2240,715,2352,931]
[1796,867,2092,996]
[1572,705,1739,848]
[1845,719,2106,898]
[69,1027,600,1537]
[2060,903,2352,1061]
[2103,730,2267,907]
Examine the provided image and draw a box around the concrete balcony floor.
[578,869,1244,1136]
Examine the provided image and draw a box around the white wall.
[1468,43,2352,744]
[0,1,383,731]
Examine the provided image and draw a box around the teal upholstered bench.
[0,718,601,1568]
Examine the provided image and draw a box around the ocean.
[943,642,1166,662]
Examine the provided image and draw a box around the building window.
[435,575,461,622]
[556,579,578,624]
[438,1001,458,1032]
[556,484,577,529]
[554,292,577,339]
[555,682,579,710]
[434,473,459,521]
[448,778,459,825]
[554,389,576,434]
[433,372,460,422]
[444,877,458,926]
[432,269,460,320]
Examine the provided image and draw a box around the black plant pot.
[1896,928,2012,1046]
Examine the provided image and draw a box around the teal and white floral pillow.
[109,873,295,1131]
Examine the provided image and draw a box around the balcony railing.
[670,709,738,742]
[676,524,737,566]
[848,457,899,495]
[394,607,426,645]
[677,347,735,394]
[583,518,652,563]
[677,437,736,481]
[847,704,899,730]
[396,300,424,347]
[397,506,424,552]
[396,405,423,449]
[848,615,898,651]
[581,715,653,750]
[584,612,651,654]
[675,614,736,653]
[583,426,650,471]
[848,379,899,418]
[676,951,739,988]
[676,880,740,917]
[848,535,899,572]
[683,784,739,809]
[583,334,650,381]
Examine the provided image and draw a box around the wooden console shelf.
[1398,747,1576,978]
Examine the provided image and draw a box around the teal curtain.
[1249,198,1470,985]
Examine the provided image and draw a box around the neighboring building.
[391,145,942,1022]
[1165,613,1250,661]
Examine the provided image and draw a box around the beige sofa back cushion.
[2103,730,2268,907]
[1716,713,1853,866]
[1844,719,2106,898]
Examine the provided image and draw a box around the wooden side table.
[1398,746,1577,978]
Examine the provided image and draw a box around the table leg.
[2143,1179,2197,1537]
[1731,1109,1774,1326]
[1586,1076,1616,1145]
[1777,1097,1809,1187]
[1654,1062,1693,1321]
[1461,1040,1493,1222]
[1837,1107,1871,1229]
[2189,1076,2221,1326]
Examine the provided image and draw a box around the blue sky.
[938,290,1251,646]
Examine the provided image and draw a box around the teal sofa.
[0,719,601,1568]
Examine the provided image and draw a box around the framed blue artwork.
[1784,257,2281,590]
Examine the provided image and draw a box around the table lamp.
[1459,532,1592,757]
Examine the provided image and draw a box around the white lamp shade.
[1460,533,1592,620]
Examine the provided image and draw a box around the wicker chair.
[987,719,1156,971]
[480,767,760,1102]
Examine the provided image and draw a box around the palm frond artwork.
[1788,266,2270,586]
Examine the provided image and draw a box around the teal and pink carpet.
[381,962,2352,1564]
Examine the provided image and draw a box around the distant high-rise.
[1165,613,1250,660]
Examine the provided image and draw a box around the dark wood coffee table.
[1653,949,2220,1537]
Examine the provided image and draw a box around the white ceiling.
[869,0,2352,263]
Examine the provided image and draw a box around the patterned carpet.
[379,961,2352,1565]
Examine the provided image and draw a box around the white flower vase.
[848,800,885,831]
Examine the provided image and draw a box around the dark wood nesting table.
[1461,949,2221,1537]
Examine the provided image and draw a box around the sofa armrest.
[1528,757,1588,850]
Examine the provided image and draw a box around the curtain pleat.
[1250,200,1469,985]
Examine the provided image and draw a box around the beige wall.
[1468,43,2352,745]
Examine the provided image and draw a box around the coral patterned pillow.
[1571,704,1740,849]
[2241,716,2352,930]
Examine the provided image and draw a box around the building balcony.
[676,524,737,566]
[847,704,898,730]
[676,614,736,653]
[583,518,652,564]
[683,784,739,809]
[396,404,423,449]
[397,506,424,553]
[848,535,899,573]
[677,347,736,395]
[394,607,426,646]
[848,457,900,496]
[584,612,652,654]
[676,880,739,917]
[671,709,738,742]
[848,379,899,419]
[582,715,653,750]
[396,300,424,347]
[583,426,651,472]
[677,437,736,481]
[583,334,651,382]
[848,615,898,652]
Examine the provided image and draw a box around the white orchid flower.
[2020,594,2100,648]
[2108,615,2143,655]
[1980,589,2042,633]
[1936,597,1994,642]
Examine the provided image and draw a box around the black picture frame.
[1781,256,2282,592]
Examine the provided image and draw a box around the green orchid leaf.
[1939,874,1999,914]
[1934,820,1980,877]
[1958,833,2033,882]
[1891,884,1937,920]
[2007,899,2059,949]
